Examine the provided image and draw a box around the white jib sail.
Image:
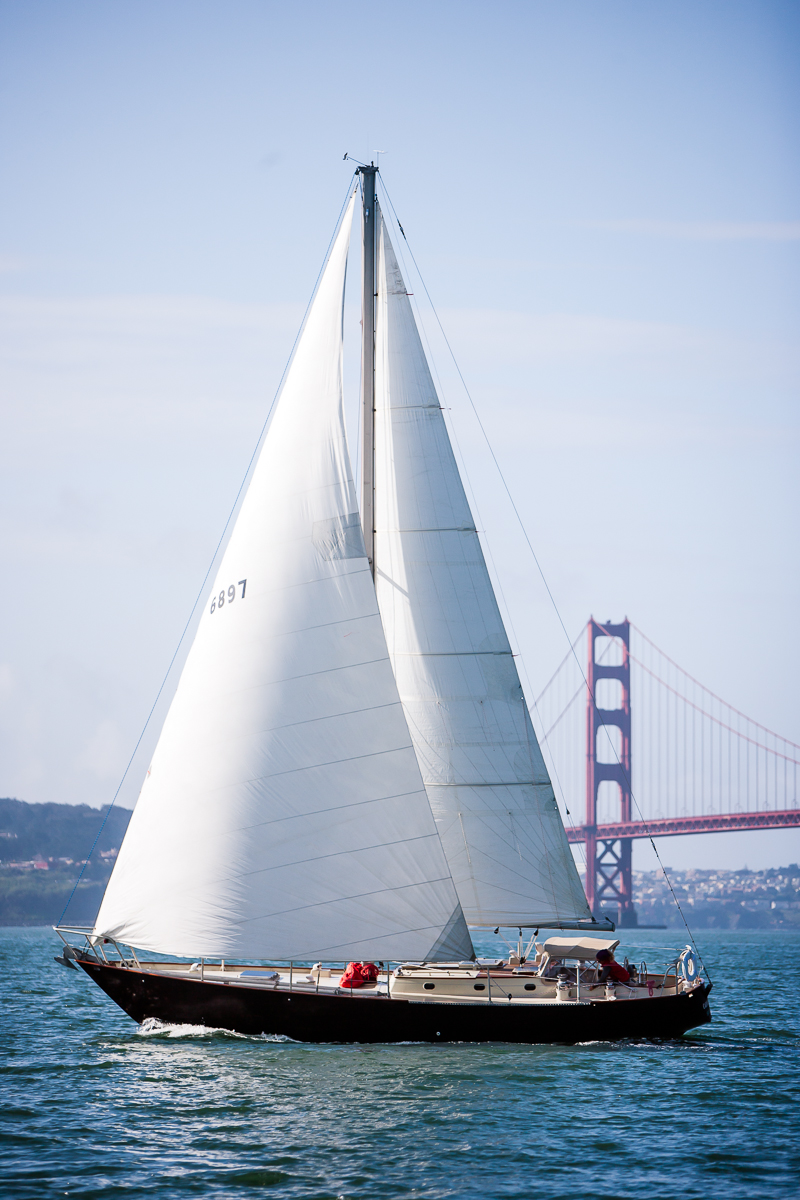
[94,192,472,963]
[373,210,592,928]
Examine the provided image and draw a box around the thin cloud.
[580,219,800,241]
[435,307,799,388]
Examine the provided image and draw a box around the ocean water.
[1,927,798,1199]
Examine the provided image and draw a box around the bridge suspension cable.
[531,621,799,827]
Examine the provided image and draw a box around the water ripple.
[1,927,798,1199]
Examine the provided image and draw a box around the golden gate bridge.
[530,619,800,927]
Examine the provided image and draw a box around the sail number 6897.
[210,579,247,614]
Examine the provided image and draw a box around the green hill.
[0,799,132,926]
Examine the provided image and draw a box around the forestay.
[372,209,592,928]
[94,193,473,964]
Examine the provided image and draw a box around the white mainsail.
[373,209,592,928]
[94,193,473,963]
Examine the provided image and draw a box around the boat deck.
[75,955,693,1006]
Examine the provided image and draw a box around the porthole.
[473,983,486,991]
[423,982,435,990]
[524,983,536,991]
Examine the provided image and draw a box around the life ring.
[680,948,698,983]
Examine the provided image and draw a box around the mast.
[358,164,378,577]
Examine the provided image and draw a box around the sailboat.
[56,166,711,1042]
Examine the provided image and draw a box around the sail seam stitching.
[201,742,425,787]
[427,782,550,788]
[390,651,513,657]
[197,700,409,742]
[238,868,456,906]
[235,788,436,832]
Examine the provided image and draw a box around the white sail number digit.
[210,579,247,614]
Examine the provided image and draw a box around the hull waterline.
[76,957,712,1044]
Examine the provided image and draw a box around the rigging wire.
[534,627,586,707]
[58,173,359,926]
[540,632,621,741]
[377,175,710,973]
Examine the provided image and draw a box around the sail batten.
[93,194,473,964]
[373,209,592,929]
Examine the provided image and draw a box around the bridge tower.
[585,618,637,926]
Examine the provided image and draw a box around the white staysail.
[373,211,592,928]
[94,193,473,964]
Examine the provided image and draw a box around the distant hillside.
[0,799,132,926]
[0,798,131,863]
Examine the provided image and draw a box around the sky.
[0,0,798,872]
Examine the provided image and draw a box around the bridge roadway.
[565,807,800,843]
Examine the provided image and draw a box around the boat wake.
[137,1017,295,1042]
